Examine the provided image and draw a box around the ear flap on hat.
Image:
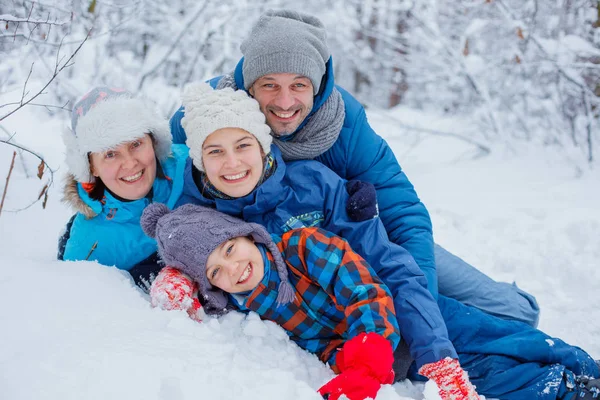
[62,128,94,183]
[141,203,171,238]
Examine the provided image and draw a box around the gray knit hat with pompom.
[241,9,330,94]
[141,203,295,316]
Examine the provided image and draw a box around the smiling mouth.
[237,264,252,284]
[120,170,144,183]
[270,109,300,120]
[222,170,249,182]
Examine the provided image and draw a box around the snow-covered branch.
[0,30,90,123]
[0,14,69,26]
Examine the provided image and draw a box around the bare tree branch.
[0,29,90,123]
[0,125,31,178]
[0,15,69,26]
[0,100,70,111]
[408,11,503,139]
[0,151,17,218]
[137,0,209,90]
[0,138,56,212]
[384,115,492,157]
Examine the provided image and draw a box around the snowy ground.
[0,103,598,400]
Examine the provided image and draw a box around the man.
[170,9,540,328]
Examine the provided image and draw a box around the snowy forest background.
[2,0,600,174]
[1,1,599,399]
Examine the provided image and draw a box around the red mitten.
[318,333,394,400]
[418,357,480,400]
[150,266,204,322]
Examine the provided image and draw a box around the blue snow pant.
[408,295,599,400]
[435,244,541,327]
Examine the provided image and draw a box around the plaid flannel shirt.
[233,227,400,370]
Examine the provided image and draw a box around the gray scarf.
[216,73,345,161]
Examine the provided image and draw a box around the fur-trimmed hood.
[62,174,97,219]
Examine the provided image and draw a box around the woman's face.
[202,128,264,198]
[89,134,157,200]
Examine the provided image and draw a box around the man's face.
[249,73,314,137]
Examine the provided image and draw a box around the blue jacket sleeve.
[318,87,437,298]
[311,165,457,369]
[170,106,186,145]
[127,252,163,291]
[57,214,76,261]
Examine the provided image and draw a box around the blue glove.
[346,180,378,222]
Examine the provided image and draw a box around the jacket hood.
[234,57,336,134]
[62,174,98,219]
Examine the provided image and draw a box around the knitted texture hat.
[181,82,272,172]
[63,86,172,183]
[241,9,330,94]
[140,203,295,316]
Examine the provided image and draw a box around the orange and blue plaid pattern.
[236,227,399,369]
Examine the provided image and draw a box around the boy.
[141,203,481,400]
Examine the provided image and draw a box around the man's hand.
[346,180,378,222]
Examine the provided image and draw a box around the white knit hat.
[181,82,272,172]
[63,87,172,183]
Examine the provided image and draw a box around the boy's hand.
[345,180,378,222]
[318,332,394,400]
[418,357,480,400]
[150,266,204,322]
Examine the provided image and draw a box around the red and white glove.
[149,266,204,322]
[318,332,394,400]
[419,357,480,400]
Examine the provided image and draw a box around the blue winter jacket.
[176,146,457,369]
[60,145,188,283]
[170,58,437,298]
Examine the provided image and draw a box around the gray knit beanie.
[241,9,330,94]
[63,86,172,183]
[141,203,295,316]
[181,82,272,172]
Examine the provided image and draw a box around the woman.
[57,86,188,289]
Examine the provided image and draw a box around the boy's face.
[206,236,265,294]
[202,128,264,198]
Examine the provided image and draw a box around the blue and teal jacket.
[170,58,437,298]
[58,144,188,286]
[176,145,457,369]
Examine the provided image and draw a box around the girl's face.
[89,134,157,200]
[206,236,265,294]
[202,128,264,198]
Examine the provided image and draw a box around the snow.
[1,101,599,399]
[561,35,600,56]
